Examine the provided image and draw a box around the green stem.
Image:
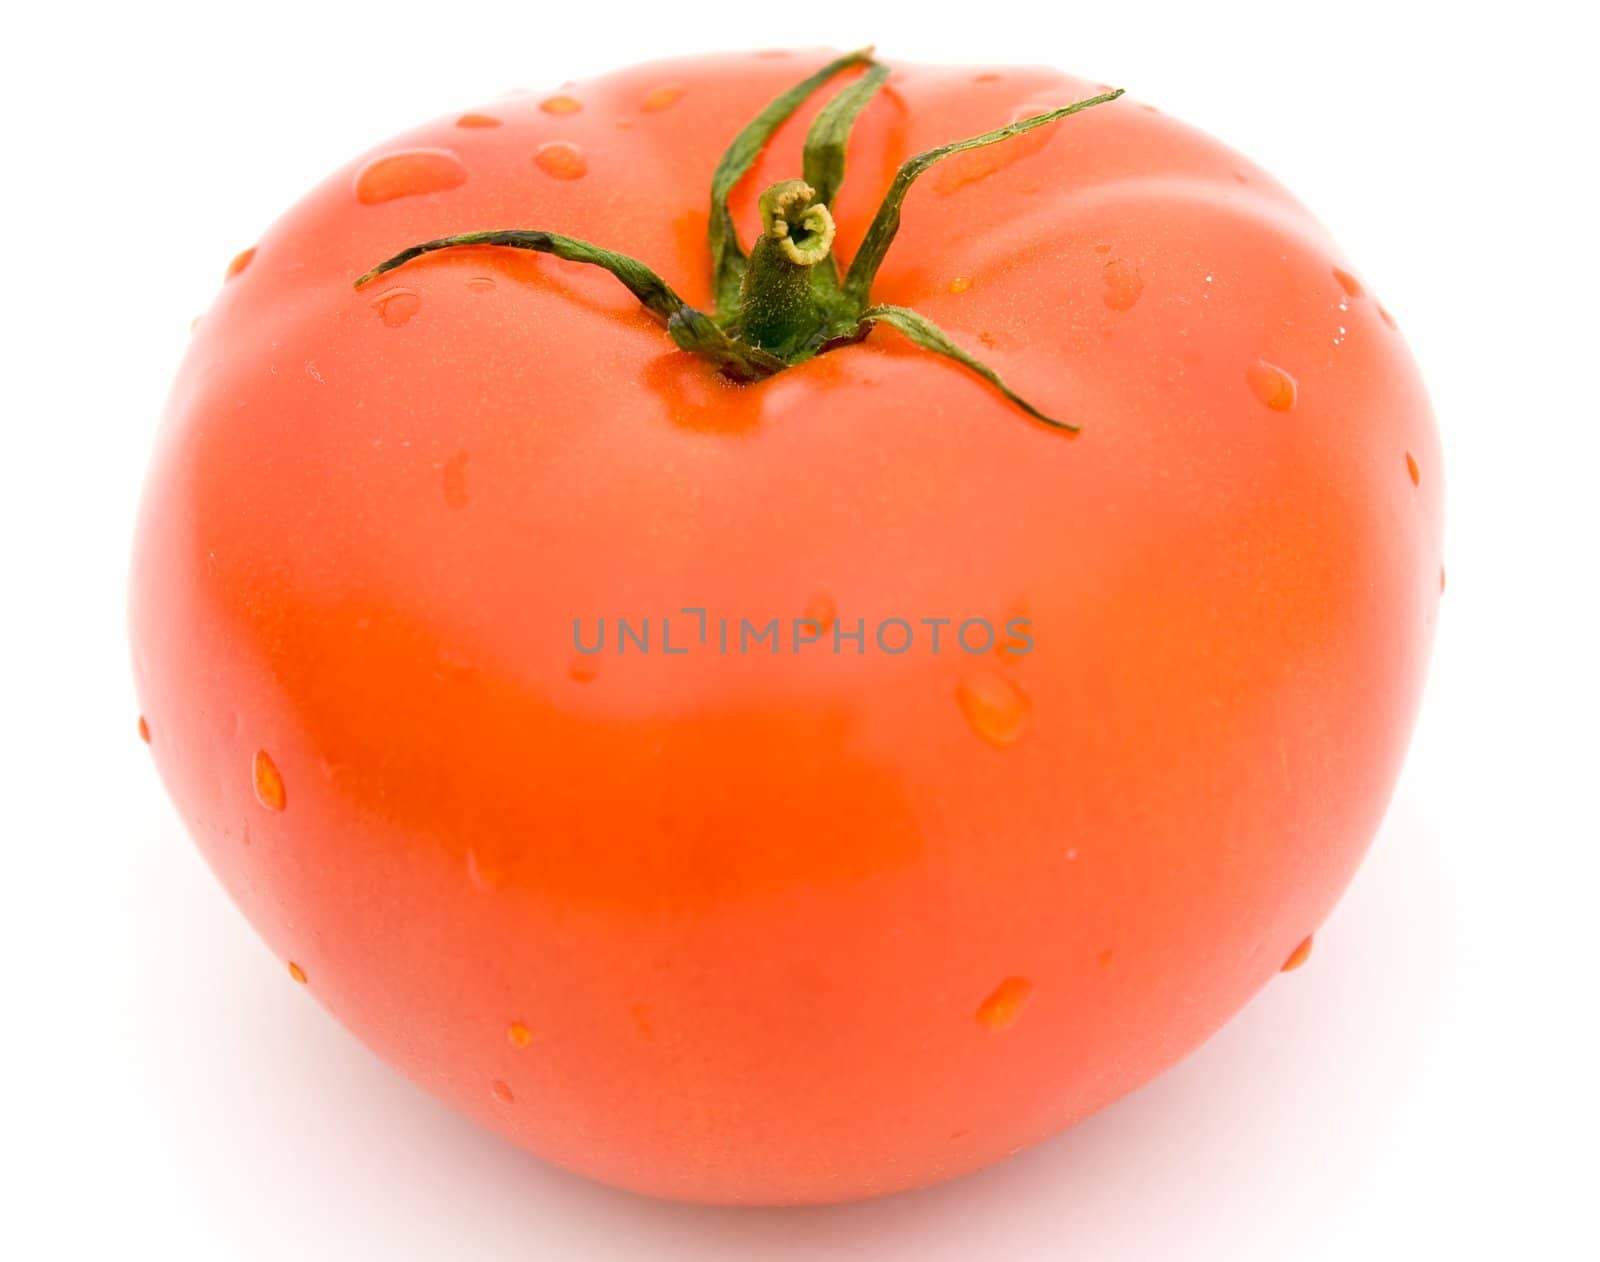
[737,180,838,357]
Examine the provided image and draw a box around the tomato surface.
[130,50,1442,1204]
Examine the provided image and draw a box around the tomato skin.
[130,51,1441,1204]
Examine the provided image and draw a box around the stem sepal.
[353,54,1124,430]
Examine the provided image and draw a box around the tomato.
[129,48,1442,1205]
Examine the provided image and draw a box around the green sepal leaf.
[801,62,890,215]
[843,90,1124,307]
[860,304,1076,431]
[353,229,690,324]
[667,308,787,382]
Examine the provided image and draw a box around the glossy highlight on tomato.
[130,49,1442,1205]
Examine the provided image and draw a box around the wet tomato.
[131,49,1441,1204]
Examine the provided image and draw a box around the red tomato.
[130,49,1442,1205]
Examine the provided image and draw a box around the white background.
[3,2,1595,1257]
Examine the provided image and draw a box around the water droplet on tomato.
[949,275,972,294]
[569,655,599,683]
[456,112,501,128]
[641,85,685,111]
[224,247,256,280]
[507,1022,532,1048]
[976,977,1033,1030]
[355,149,468,204]
[253,750,286,811]
[466,848,505,892]
[804,592,837,633]
[1281,935,1313,972]
[540,95,582,115]
[442,450,469,509]
[372,288,421,328]
[955,672,1031,747]
[1332,266,1363,298]
[465,275,497,294]
[535,141,587,180]
[491,1080,515,1104]
[138,716,151,744]
[1406,451,1421,485]
[1101,257,1143,311]
[288,961,308,984]
[1246,360,1297,412]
